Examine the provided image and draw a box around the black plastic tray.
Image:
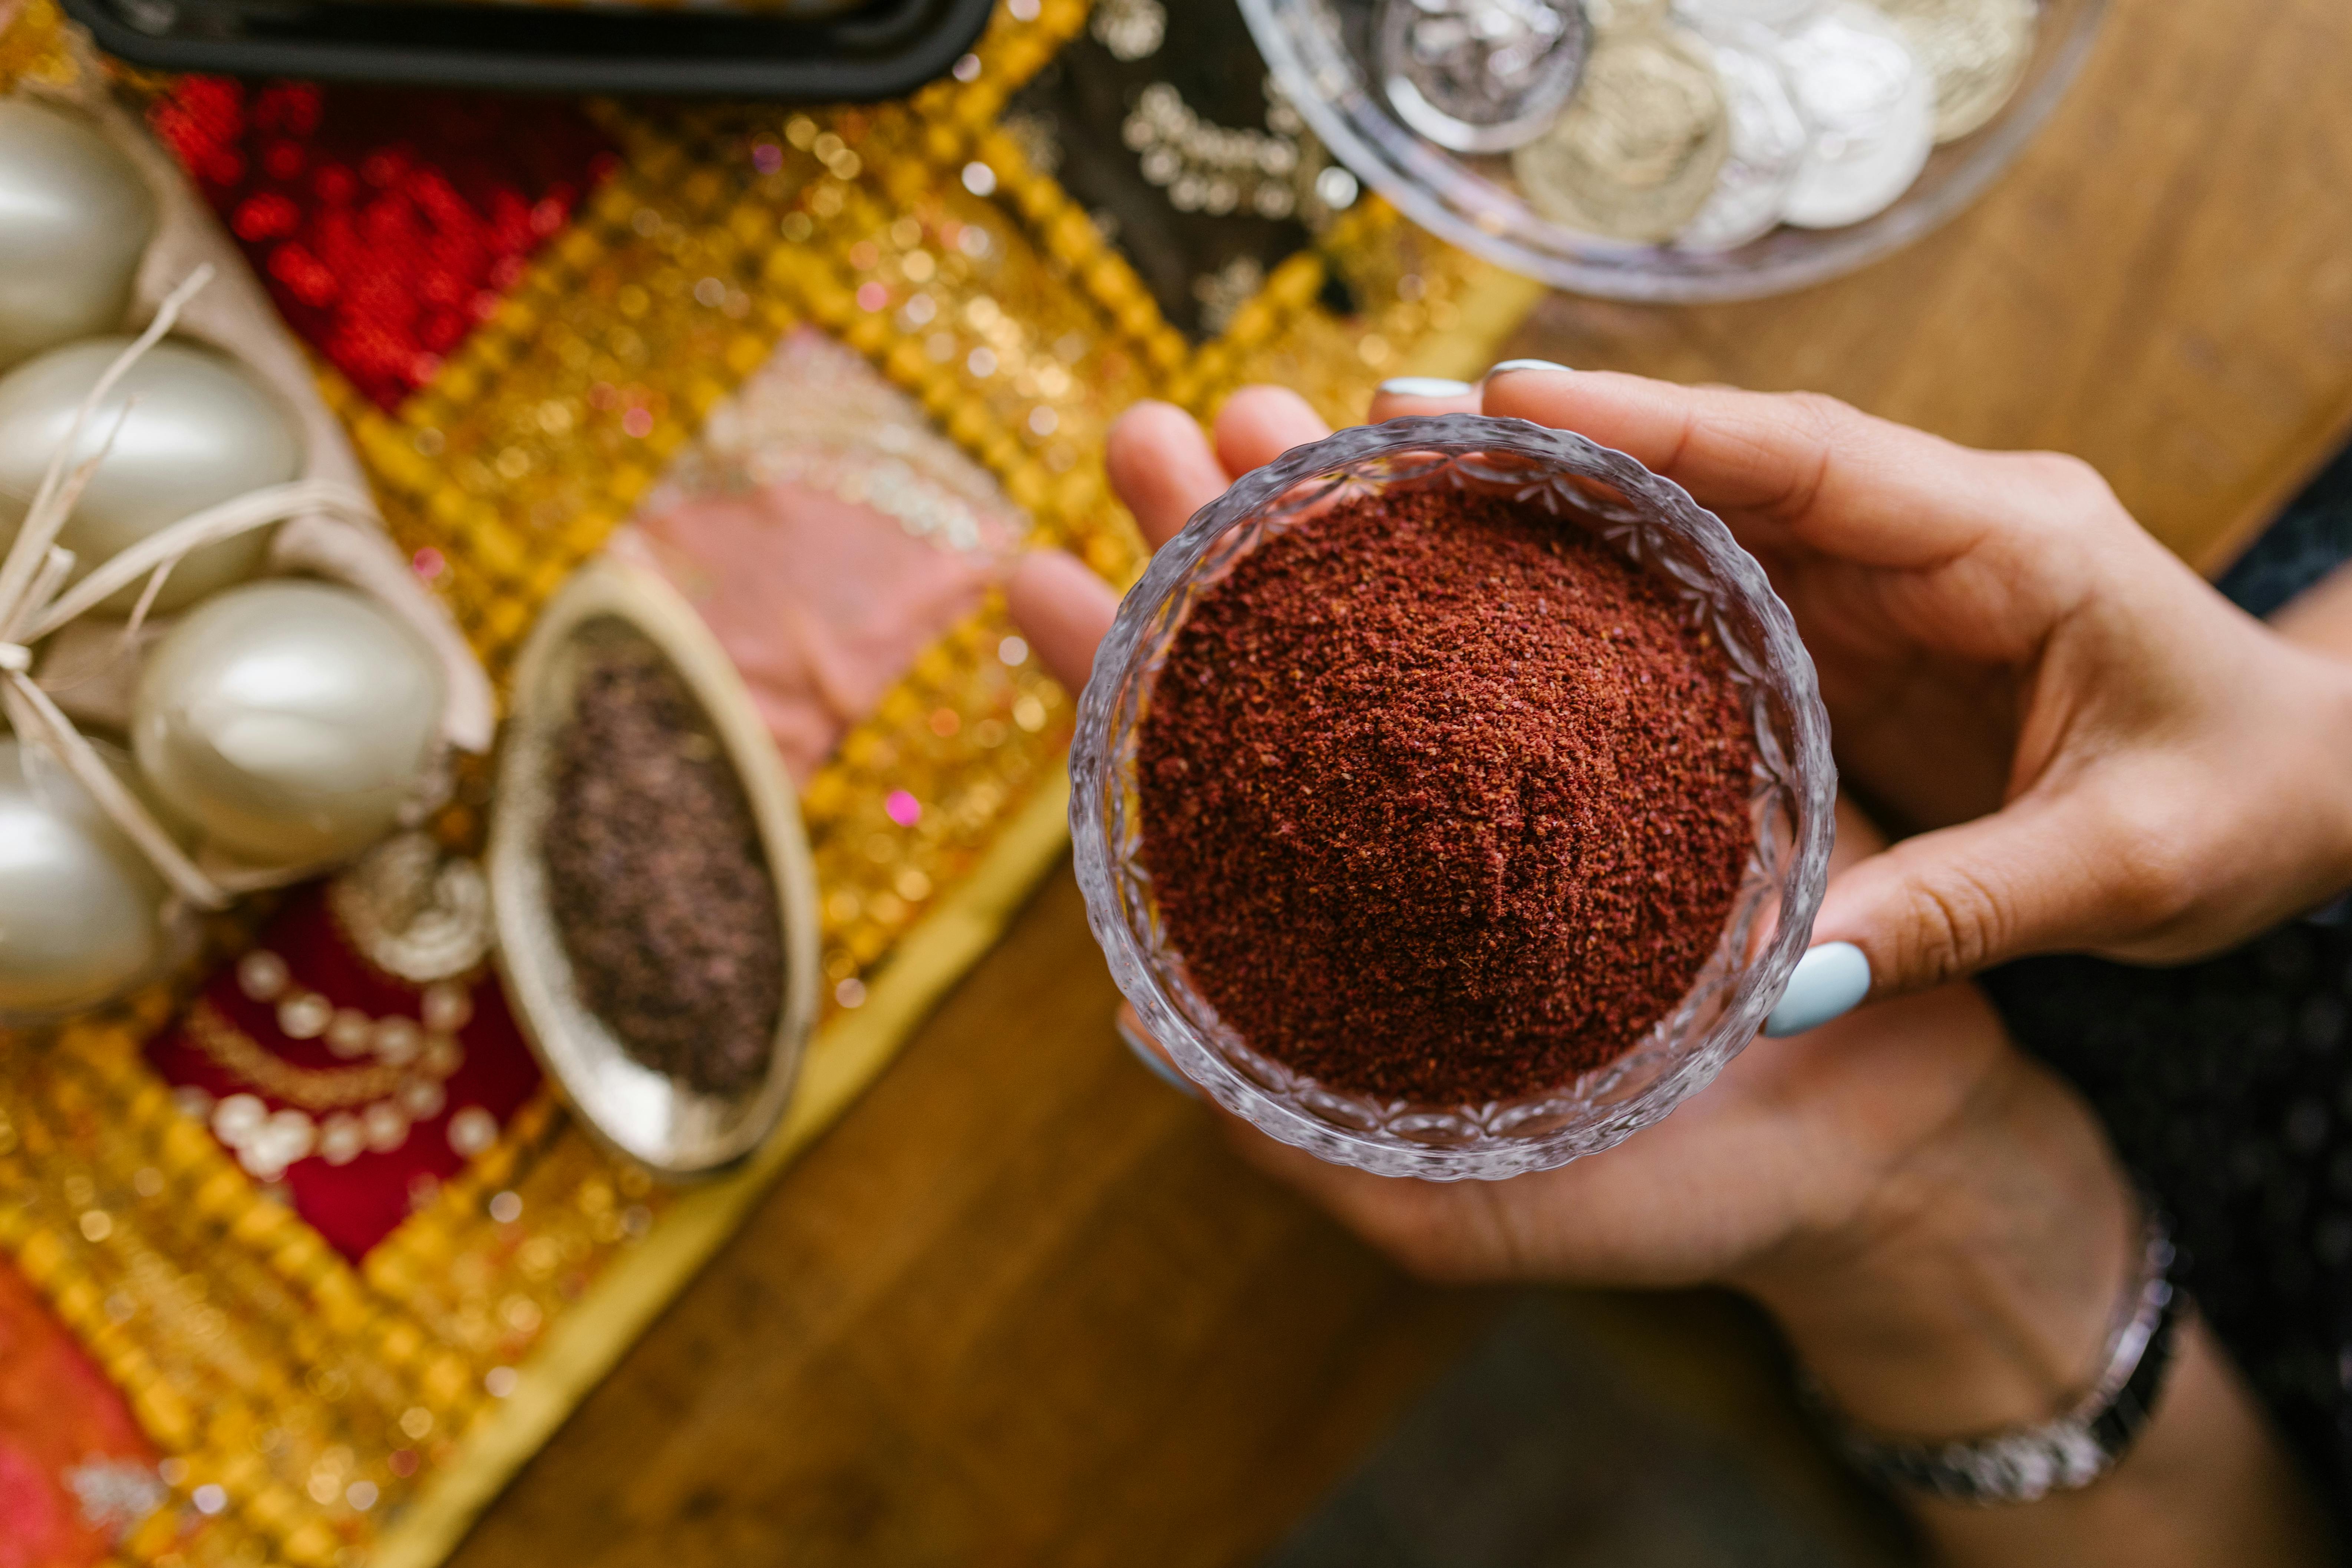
[57,0,995,98]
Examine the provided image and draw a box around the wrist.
[1732,1060,2135,1439]
[2275,645,2352,908]
[2238,637,2352,922]
[2319,657,2352,902]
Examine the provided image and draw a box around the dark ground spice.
[1137,487,1757,1103]
[543,635,784,1096]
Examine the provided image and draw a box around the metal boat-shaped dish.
[488,555,819,1178]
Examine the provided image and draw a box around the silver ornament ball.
[0,336,301,614]
[132,579,447,866]
[0,98,157,373]
[0,736,174,1019]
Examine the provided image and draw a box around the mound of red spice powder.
[1137,487,1758,1104]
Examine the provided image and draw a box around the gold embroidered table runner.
[0,2,1538,1562]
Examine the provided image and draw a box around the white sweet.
[0,337,301,614]
[0,100,156,372]
[0,737,171,1017]
[1676,40,1810,251]
[132,580,446,865]
[1672,0,1826,34]
[1777,2,1936,229]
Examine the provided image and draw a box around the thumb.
[1769,795,2141,1033]
[1006,548,1121,693]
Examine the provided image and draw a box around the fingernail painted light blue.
[1485,359,1572,378]
[1118,1016,1201,1099]
[1763,942,1871,1037]
[1377,376,1475,398]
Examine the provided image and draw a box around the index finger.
[1106,400,1228,550]
[1481,367,2025,569]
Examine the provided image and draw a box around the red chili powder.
[1137,486,1757,1104]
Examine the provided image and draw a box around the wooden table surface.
[449,0,2352,1562]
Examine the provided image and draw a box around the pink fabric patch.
[613,483,1000,783]
[608,327,1023,783]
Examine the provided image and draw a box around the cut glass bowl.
[1069,415,1836,1179]
[1240,0,2108,301]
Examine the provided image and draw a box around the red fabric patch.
[148,80,618,410]
[146,884,543,1261]
[0,1261,171,1567]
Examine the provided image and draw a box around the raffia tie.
[0,267,391,911]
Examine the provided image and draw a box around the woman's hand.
[1007,382,2331,1563]
[1007,385,2125,1372]
[1472,367,2352,1005]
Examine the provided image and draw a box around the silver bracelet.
[1803,1210,2185,1505]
